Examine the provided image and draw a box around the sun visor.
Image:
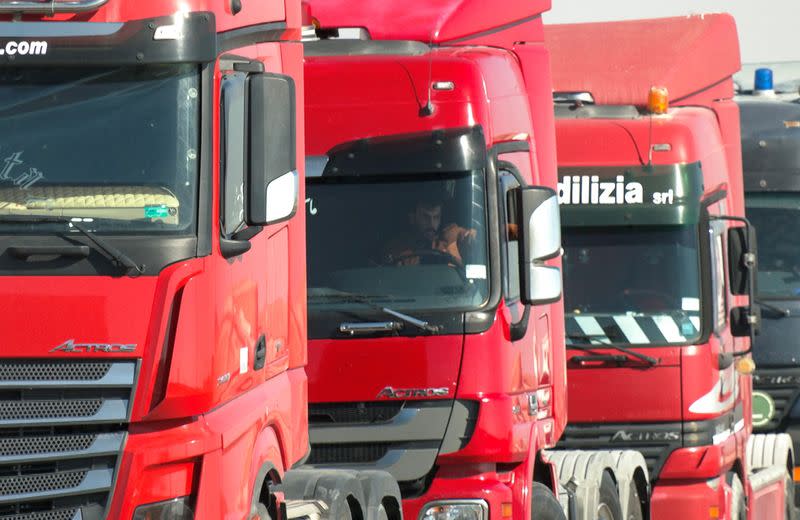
[559,163,704,226]
[321,126,486,177]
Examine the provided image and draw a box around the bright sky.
[545,0,800,64]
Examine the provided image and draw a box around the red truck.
[0,0,401,519]
[300,1,651,519]
[546,15,794,519]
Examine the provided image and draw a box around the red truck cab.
[0,0,308,518]
[302,0,569,518]
[547,15,793,519]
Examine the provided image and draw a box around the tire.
[531,482,567,520]
[597,472,624,520]
[729,474,746,520]
[625,480,644,520]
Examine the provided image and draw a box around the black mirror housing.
[247,73,297,226]
[728,225,757,296]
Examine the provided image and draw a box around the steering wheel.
[622,289,673,312]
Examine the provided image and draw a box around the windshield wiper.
[755,299,791,318]
[312,291,440,334]
[0,215,144,276]
[566,334,659,366]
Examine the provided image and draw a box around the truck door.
[497,152,547,393]
[218,66,290,395]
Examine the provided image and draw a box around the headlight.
[133,497,194,520]
[420,500,488,520]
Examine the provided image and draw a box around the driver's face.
[413,204,442,241]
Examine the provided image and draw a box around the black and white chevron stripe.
[566,314,701,345]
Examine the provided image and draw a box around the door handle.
[254,335,267,370]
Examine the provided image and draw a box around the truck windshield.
[746,192,800,298]
[306,171,489,311]
[0,65,199,234]
[562,225,702,345]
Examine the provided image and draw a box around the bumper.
[650,476,729,520]
[402,471,514,520]
[107,369,305,519]
[107,415,220,519]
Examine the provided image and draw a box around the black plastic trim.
[0,13,216,66]
[444,14,541,44]
[492,141,531,157]
[464,144,502,334]
[304,39,429,57]
[196,63,213,257]
[322,127,487,177]
[8,244,89,259]
[218,21,288,53]
[0,234,197,276]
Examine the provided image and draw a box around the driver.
[382,196,477,266]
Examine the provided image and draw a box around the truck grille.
[308,400,472,488]
[0,360,136,520]
[752,369,800,431]
[2,510,81,520]
[557,422,682,479]
[307,443,391,464]
[309,402,404,425]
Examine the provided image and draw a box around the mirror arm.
[509,305,531,342]
[219,226,263,259]
[220,238,251,258]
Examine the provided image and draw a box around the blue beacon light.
[754,68,774,93]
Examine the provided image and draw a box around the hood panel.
[307,335,464,403]
[0,276,157,358]
[566,347,682,422]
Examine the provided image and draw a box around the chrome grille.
[0,360,136,520]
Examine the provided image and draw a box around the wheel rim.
[597,502,615,520]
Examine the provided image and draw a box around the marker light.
[647,86,669,115]
[735,357,756,375]
[754,68,774,92]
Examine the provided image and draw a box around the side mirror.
[247,73,298,226]
[731,305,761,337]
[728,225,757,296]
[512,186,562,305]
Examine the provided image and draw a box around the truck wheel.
[597,472,624,520]
[729,474,745,520]
[625,480,644,520]
[531,482,566,520]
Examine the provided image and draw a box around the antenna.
[419,31,435,117]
